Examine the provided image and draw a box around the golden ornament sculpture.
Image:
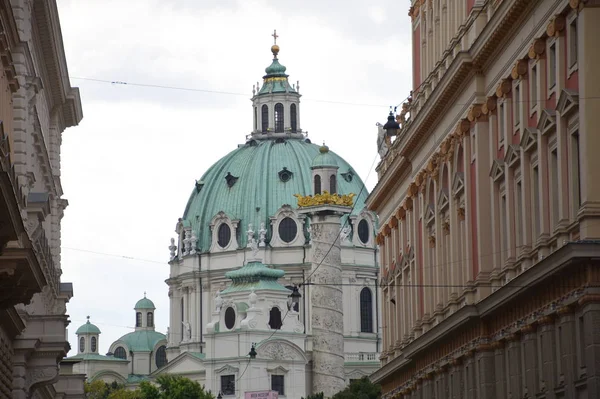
[294,191,355,208]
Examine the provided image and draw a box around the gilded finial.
[319,142,329,153]
[271,29,280,57]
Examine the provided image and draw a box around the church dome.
[134,297,156,310]
[116,330,165,352]
[182,138,368,251]
[311,145,338,169]
[76,319,101,335]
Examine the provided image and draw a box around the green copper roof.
[134,297,155,310]
[76,320,101,335]
[117,330,166,352]
[127,374,151,384]
[311,145,338,168]
[222,261,290,294]
[226,261,285,281]
[265,58,287,76]
[66,353,128,362]
[182,138,369,252]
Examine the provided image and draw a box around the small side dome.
[311,145,338,169]
[135,296,156,310]
[76,317,101,335]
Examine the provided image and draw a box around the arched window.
[314,175,321,194]
[261,105,268,133]
[278,217,297,243]
[330,174,337,194]
[225,307,236,330]
[290,104,297,132]
[254,107,257,131]
[79,337,85,352]
[91,336,97,352]
[217,224,231,248]
[147,312,154,327]
[274,103,284,133]
[114,346,127,359]
[269,307,282,330]
[360,288,373,333]
[136,312,142,327]
[180,298,184,341]
[156,345,167,368]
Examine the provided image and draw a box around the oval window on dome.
[278,217,297,243]
[224,307,236,330]
[217,224,231,248]
[91,337,97,352]
[358,219,370,244]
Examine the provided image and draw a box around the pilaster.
[577,4,600,238]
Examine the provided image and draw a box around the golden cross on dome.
[272,29,279,45]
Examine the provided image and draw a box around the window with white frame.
[550,147,559,227]
[513,82,521,130]
[568,16,578,69]
[548,42,557,93]
[498,101,505,145]
[530,63,538,112]
[271,375,285,396]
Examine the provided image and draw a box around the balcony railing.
[344,352,379,362]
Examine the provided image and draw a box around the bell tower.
[250,31,302,138]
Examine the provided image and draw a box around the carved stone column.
[301,205,349,397]
[521,324,539,396]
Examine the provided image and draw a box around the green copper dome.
[311,145,338,169]
[134,297,155,310]
[265,58,287,76]
[76,319,101,335]
[116,330,166,352]
[182,138,369,252]
[222,261,289,294]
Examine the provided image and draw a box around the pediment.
[504,144,521,168]
[215,364,240,375]
[425,204,435,225]
[520,128,538,152]
[537,109,556,135]
[151,352,206,376]
[556,89,579,117]
[451,172,464,197]
[437,189,449,212]
[266,365,290,374]
[257,339,308,362]
[489,159,505,182]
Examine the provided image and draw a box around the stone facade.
[0,0,82,397]
[368,0,600,398]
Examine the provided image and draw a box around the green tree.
[139,375,214,399]
[331,377,381,399]
[302,393,324,399]
[85,380,134,399]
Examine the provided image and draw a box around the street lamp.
[249,343,257,359]
[383,107,400,138]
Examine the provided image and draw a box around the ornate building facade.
[73,41,381,398]
[0,0,83,398]
[368,0,600,398]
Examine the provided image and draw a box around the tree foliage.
[139,375,214,399]
[85,380,136,399]
[85,376,212,399]
[302,393,324,399]
[331,377,381,399]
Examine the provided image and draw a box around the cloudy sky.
[57,0,412,355]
